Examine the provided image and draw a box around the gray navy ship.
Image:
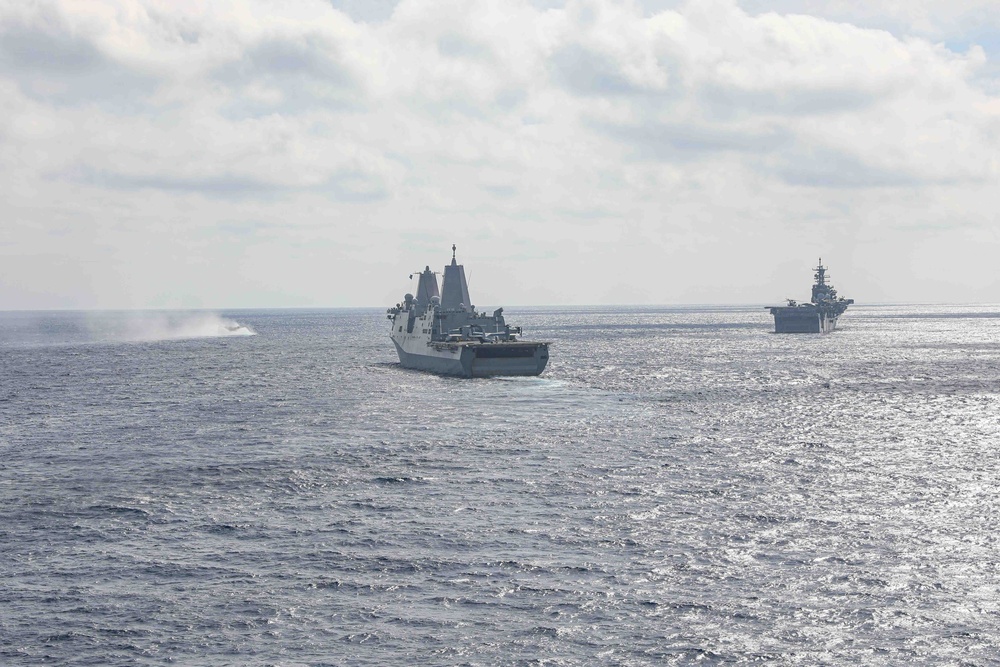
[387,246,550,377]
[767,259,854,333]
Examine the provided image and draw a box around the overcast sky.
[3,0,999,309]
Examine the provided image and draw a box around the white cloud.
[0,0,999,309]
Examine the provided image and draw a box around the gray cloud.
[0,14,160,107]
[328,0,400,24]
[0,17,102,73]
[437,33,494,60]
[595,118,792,160]
[550,44,652,96]
[57,165,289,197]
[699,81,880,117]
[55,164,389,201]
[767,147,963,189]
[481,184,518,198]
[214,34,366,113]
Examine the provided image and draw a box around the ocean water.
[2,304,1000,665]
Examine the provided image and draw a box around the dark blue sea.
[2,305,1000,666]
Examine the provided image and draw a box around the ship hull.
[769,307,839,334]
[392,339,549,378]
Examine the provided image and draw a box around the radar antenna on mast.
[814,258,828,285]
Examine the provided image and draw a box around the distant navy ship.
[387,246,550,377]
[767,259,854,333]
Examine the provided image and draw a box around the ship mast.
[814,258,827,286]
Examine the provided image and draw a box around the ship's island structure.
[766,259,854,333]
[387,246,550,377]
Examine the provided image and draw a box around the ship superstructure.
[387,246,549,377]
[766,259,854,333]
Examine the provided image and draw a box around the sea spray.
[117,312,256,341]
[0,311,256,347]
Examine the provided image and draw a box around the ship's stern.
[469,342,549,377]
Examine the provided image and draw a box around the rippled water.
[2,305,999,665]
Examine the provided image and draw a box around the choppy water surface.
[2,305,1000,665]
